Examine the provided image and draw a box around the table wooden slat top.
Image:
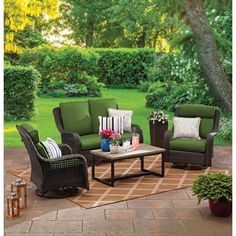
[90,143,165,160]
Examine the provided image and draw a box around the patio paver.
[4,146,232,235]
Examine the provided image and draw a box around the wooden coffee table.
[90,143,166,187]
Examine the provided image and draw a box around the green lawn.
[4,88,231,148]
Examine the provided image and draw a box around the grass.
[4,88,231,148]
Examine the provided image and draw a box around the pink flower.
[110,132,121,139]
[99,129,113,138]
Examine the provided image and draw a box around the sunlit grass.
[4,88,231,148]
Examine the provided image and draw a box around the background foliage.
[4,66,40,120]
[96,48,156,87]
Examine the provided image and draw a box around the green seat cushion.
[21,123,39,144]
[80,132,133,150]
[176,104,216,118]
[89,98,117,133]
[169,138,206,153]
[35,142,49,159]
[60,101,93,135]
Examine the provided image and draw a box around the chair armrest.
[131,124,144,143]
[206,132,217,143]
[58,144,73,155]
[45,154,88,170]
[47,154,87,163]
[163,130,173,150]
[206,132,217,159]
[61,131,81,154]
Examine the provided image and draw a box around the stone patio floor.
[4,146,232,235]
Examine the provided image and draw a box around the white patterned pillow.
[41,138,62,159]
[98,116,124,134]
[173,117,201,140]
[108,108,132,132]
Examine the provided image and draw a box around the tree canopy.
[4,0,59,53]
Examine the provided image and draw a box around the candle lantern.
[11,178,27,209]
[7,192,20,217]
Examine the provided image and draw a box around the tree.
[182,0,232,112]
[4,0,59,53]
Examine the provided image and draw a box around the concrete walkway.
[4,146,232,235]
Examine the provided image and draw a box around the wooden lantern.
[7,192,20,218]
[11,179,27,209]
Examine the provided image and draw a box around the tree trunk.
[86,30,93,47]
[137,27,146,47]
[183,0,232,113]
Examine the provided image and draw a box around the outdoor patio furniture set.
[16,99,220,196]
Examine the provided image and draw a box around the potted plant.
[109,132,121,154]
[192,172,232,217]
[147,110,168,148]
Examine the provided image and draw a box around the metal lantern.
[11,178,27,209]
[7,192,20,218]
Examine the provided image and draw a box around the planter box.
[149,121,168,148]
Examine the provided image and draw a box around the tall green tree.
[182,0,232,112]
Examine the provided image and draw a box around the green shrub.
[96,48,156,87]
[218,115,232,141]
[4,66,40,120]
[146,53,217,110]
[19,46,104,97]
[138,80,152,92]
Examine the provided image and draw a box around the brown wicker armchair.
[16,124,89,197]
[163,104,220,167]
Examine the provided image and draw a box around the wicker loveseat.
[16,124,89,197]
[53,98,143,162]
[164,104,220,167]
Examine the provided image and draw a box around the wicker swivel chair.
[164,104,220,167]
[16,124,89,197]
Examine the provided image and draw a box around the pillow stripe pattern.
[41,138,62,159]
[98,116,124,134]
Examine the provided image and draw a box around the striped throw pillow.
[41,138,62,159]
[98,116,124,134]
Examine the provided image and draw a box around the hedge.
[4,66,40,120]
[18,47,156,92]
[19,46,105,97]
[96,48,156,87]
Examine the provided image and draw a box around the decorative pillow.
[35,143,49,159]
[108,108,132,132]
[98,116,124,134]
[173,117,201,140]
[41,138,62,159]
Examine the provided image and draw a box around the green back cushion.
[35,142,49,159]
[89,98,117,133]
[176,104,215,118]
[176,104,216,138]
[60,101,93,135]
[21,123,39,144]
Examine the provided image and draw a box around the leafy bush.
[218,115,232,142]
[146,53,217,110]
[18,47,155,94]
[192,173,232,203]
[96,48,156,87]
[138,80,152,92]
[19,46,104,97]
[4,66,40,120]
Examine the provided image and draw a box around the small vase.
[110,143,120,154]
[101,138,110,152]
